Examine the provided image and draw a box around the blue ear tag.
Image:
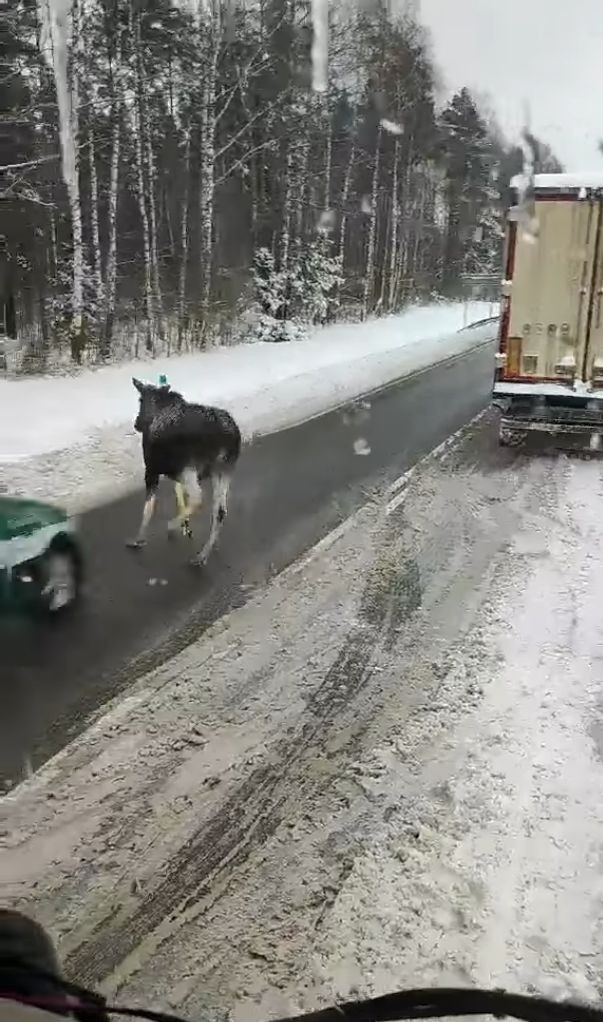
[159,373,168,387]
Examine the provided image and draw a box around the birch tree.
[129,2,155,351]
[37,0,85,359]
[362,122,381,319]
[103,24,122,353]
[198,0,221,341]
[387,137,399,310]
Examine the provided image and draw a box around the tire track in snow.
[64,554,422,987]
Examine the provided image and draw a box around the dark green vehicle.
[0,496,83,615]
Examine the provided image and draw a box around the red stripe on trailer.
[497,220,518,380]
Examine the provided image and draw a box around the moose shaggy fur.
[127,378,241,566]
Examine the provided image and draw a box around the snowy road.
[0,335,495,787]
[4,409,603,1017]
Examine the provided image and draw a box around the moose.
[127,378,241,566]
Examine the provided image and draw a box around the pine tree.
[439,88,492,295]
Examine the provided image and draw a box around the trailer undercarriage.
[494,393,603,450]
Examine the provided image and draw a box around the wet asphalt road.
[0,334,496,786]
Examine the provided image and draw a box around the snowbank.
[0,302,496,461]
[0,301,498,510]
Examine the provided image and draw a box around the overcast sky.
[416,0,602,169]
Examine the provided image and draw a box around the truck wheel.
[499,424,514,447]
[499,424,525,448]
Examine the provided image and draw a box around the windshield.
[1,1,601,1020]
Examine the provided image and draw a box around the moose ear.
[132,377,144,393]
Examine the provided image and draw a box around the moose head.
[132,377,175,433]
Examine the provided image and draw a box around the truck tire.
[499,422,526,448]
[499,423,513,447]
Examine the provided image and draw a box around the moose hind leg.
[166,482,193,539]
[192,471,231,566]
[167,468,202,538]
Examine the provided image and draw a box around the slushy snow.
[3,418,602,1013]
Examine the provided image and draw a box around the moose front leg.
[126,473,159,549]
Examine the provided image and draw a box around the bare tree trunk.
[69,0,84,360]
[249,151,259,245]
[145,129,165,344]
[132,17,165,348]
[42,0,85,359]
[388,138,400,311]
[237,79,259,247]
[338,140,355,267]
[323,109,332,211]
[104,35,121,356]
[199,6,219,344]
[178,129,191,350]
[399,227,409,302]
[377,196,391,312]
[412,173,427,282]
[88,125,104,322]
[164,187,176,260]
[130,5,154,352]
[362,124,381,320]
[199,78,215,339]
[295,132,310,249]
[49,207,58,283]
[280,139,294,273]
[397,138,415,303]
[392,229,404,310]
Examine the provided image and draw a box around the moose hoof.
[126,537,146,550]
[167,520,193,540]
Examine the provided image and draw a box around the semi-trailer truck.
[494,172,603,448]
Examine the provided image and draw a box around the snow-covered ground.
[0,301,496,511]
[2,413,602,1014]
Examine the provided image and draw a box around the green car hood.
[0,497,68,542]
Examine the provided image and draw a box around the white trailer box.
[494,173,603,447]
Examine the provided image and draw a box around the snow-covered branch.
[214,139,278,187]
[0,154,60,172]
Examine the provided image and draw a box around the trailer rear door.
[500,191,603,386]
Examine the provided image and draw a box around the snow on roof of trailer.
[510,172,603,191]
